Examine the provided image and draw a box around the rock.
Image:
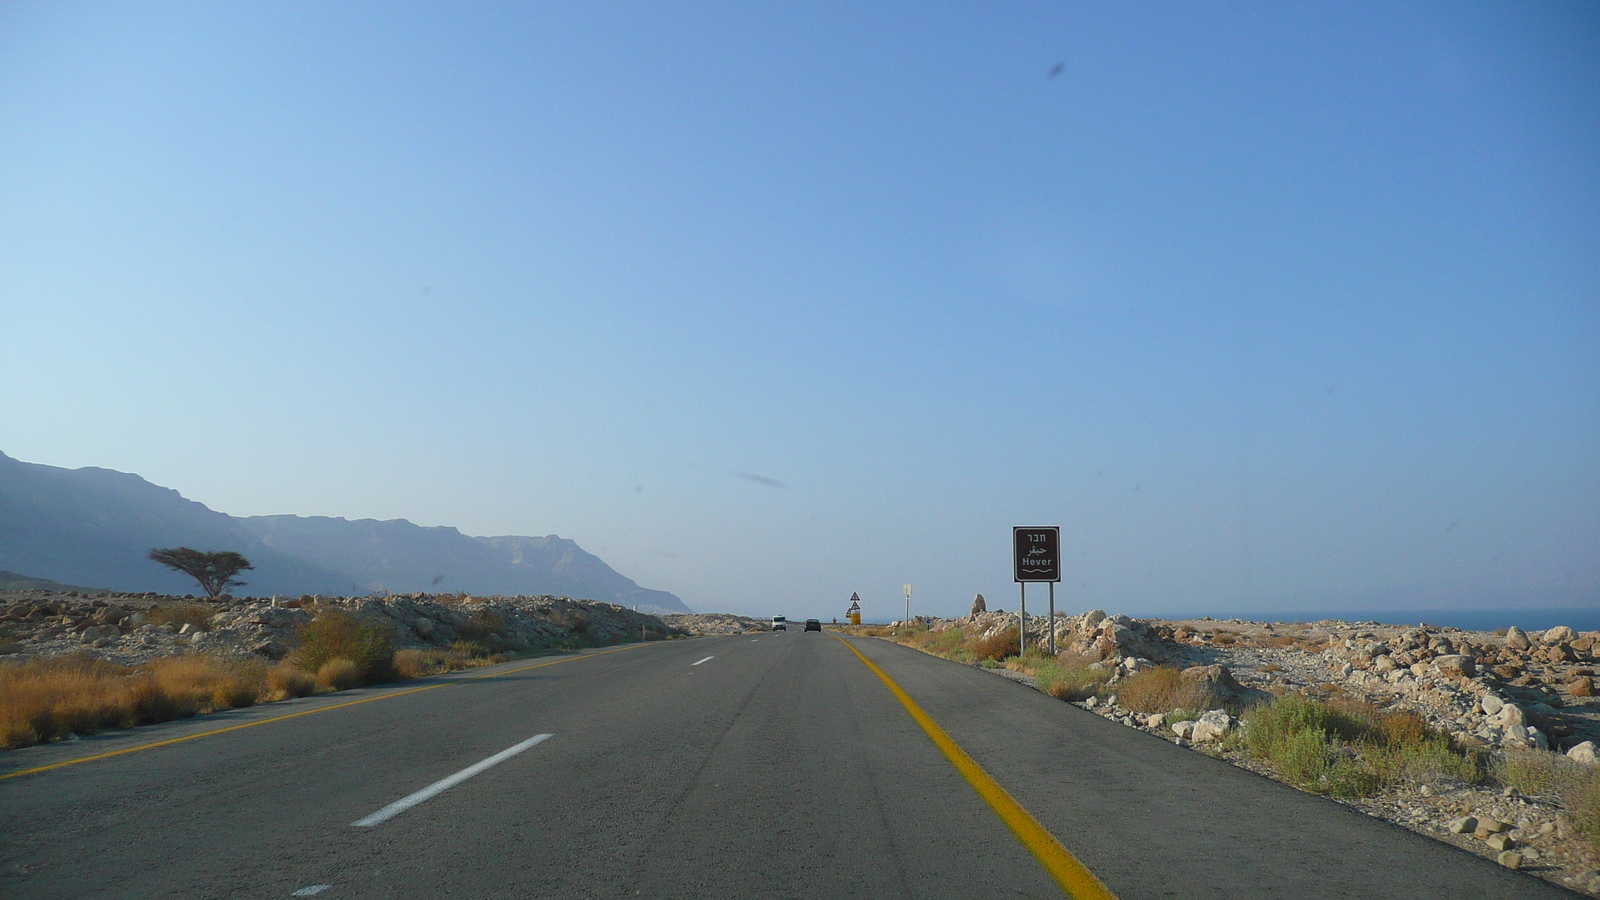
[1082,610,1107,629]
[1568,676,1594,697]
[1145,713,1166,728]
[1491,703,1526,727]
[1542,625,1577,646]
[178,623,195,635]
[1496,851,1523,870]
[1373,655,1396,673]
[1172,720,1197,740]
[1410,662,1431,678]
[1181,664,1245,699]
[970,594,986,615]
[1480,694,1504,716]
[1475,818,1509,837]
[414,618,436,638]
[1191,709,1235,743]
[1433,654,1475,677]
[1568,741,1599,764]
[250,640,290,660]
[1083,696,1098,709]
[1506,723,1530,744]
[1505,626,1531,650]
[1485,833,1515,852]
[1447,816,1478,834]
[80,625,104,642]
[1528,727,1549,750]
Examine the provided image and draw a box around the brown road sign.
[1013,527,1061,582]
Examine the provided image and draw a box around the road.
[0,632,1574,899]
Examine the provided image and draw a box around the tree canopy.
[148,548,253,599]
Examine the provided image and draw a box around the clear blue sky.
[3,2,1596,620]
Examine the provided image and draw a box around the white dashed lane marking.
[692,656,714,666]
[351,733,554,827]
[291,887,332,897]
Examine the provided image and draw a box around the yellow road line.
[0,644,640,782]
[833,635,1119,900]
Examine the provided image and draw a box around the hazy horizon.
[3,3,1596,622]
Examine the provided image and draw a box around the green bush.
[1031,658,1111,701]
[1242,693,1477,798]
[289,610,396,685]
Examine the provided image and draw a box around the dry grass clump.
[266,662,315,699]
[315,658,362,691]
[1030,655,1112,700]
[0,653,266,749]
[145,604,214,631]
[393,644,508,679]
[1116,666,1224,714]
[1494,751,1600,853]
[1210,629,1238,645]
[288,610,396,686]
[972,627,1020,663]
[1240,693,1479,798]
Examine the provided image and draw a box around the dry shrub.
[289,610,396,685]
[1570,767,1600,853]
[1210,629,1238,645]
[267,662,315,699]
[1263,635,1302,650]
[316,658,363,691]
[0,653,265,749]
[394,648,437,679]
[972,627,1020,662]
[142,656,265,712]
[145,604,214,632]
[1117,666,1222,714]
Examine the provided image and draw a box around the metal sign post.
[903,583,912,625]
[1013,527,1061,658]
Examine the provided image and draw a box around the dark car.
[804,619,822,632]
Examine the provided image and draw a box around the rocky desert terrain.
[884,607,1600,895]
[0,589,685,667]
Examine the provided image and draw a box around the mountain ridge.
[0,451,691,613]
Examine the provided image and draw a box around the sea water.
[1155,607,1600,633]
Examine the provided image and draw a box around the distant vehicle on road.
[804,619,822,632]
[772,616,787,631]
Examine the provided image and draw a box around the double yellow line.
[0,644,639,782]
[833,635,1118,900]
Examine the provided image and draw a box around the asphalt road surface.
[0,632,1577,899]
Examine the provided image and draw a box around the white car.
[772,616,787,631]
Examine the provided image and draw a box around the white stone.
[1567,741,1599,764]
[1541,625,1577,646]
[1191,709,1235,743]
[1172,720,1197,740]
[1491,703,1526,727]
[1480,694,1504,716]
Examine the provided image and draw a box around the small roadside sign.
[1013,527,1061,583]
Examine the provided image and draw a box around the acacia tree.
[148,548,253,599]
